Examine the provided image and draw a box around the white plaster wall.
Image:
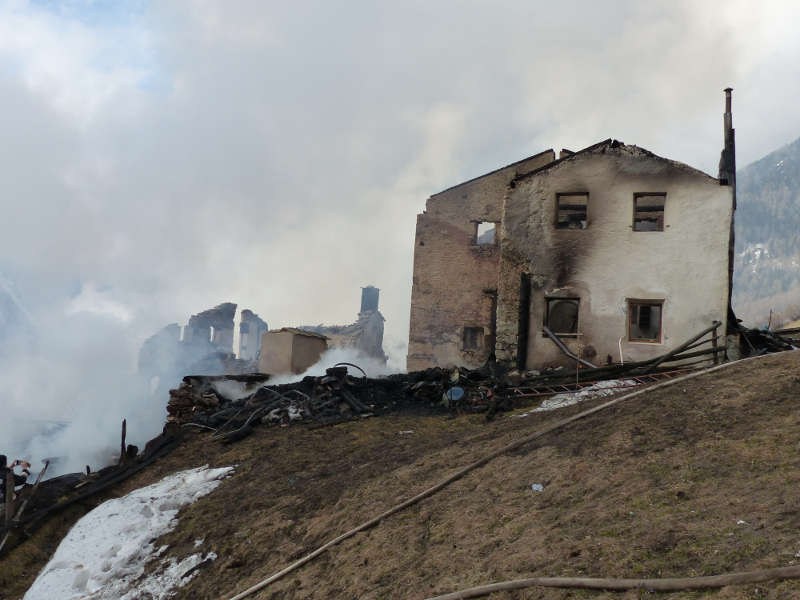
[499,146,733,369]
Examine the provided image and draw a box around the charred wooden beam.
[644,321,722,373]
[517,273,531,371]
[542,326,597,369]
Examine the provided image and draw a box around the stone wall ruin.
[301,286,387,363]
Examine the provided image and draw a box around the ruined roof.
[510,139,720,185]
[270,327,329,340]
[431,148,555,197]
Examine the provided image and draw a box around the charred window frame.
[463,326,484,350]
[473,221,497,245]
[633,193,665,232]
[628,299,663,342]
[556,193,588,230]
[544,297,580,337]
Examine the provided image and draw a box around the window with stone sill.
[474,221,497,245]
[628,300,663,342]
[556,193,588,229]
[463,326,484,350]
[544,297,580,336]
[633,193,666,231]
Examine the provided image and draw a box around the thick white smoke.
[0,283,405,478]
[255,347,402,387]
[0,293,166,477]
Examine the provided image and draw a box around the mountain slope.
[179,351,800,599]
[10,351,800,599]
[733,137,800,324]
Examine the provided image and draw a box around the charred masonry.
[140,286,386,384]
[408,90,737,371]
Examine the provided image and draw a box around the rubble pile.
[168,364,506,443]
[0,430,180,558]
[740,326,798,355]
[167,321,800,444]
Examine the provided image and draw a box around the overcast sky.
[3,0,800,367]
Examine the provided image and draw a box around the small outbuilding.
[258,328,328,375]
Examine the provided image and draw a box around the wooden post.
[516,273,531,372]
[5,470,15,526]
[119,419,127,466]
[646,321,722,372]
[712,326,719,365]
[11,460,49,523]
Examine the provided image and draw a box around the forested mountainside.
[733,136,800,325]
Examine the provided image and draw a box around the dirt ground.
[6,350,800,599]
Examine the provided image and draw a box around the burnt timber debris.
[0,320,796,563]
[0,430,180,558]
[167,364,501,441]
[167,321,798,445]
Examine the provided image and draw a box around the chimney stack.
[720,88,738,329]
[718,87,736,204]
[360,286,380,313]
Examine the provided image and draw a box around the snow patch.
[119,551,218,600]
[515,379,640,416]
[24,465,233,600]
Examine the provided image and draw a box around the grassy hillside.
[7,351,800,599]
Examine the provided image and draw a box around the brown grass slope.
[8,351,800,599]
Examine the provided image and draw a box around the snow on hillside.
[514,378,640,417]
[24,465,234,600]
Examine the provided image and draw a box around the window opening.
[545,298,579,335]
[633,194,665,231]
[463,326,484,350]
[628,300,663,342]
[556,193,588,229]
[475,221,496,245]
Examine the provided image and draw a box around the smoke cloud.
[3,1,800,474]
[0,292,162,476]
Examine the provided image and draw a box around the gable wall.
[407,150,556,370]
[496,147,734,370]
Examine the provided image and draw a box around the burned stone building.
[258,328,328,375]
[408,90,737,372]
[238,309,268,361]
[139,303,255,395]
[182,302,237,355]
[301,286,387,363]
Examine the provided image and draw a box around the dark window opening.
[628,300,663,342]
[475,221,496,245]
[463,326,484,350]
[545,298,579,336]
[633,194,665,231]
[556,193,588,229]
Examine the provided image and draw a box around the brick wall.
[407,150,555,370]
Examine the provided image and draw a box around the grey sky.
[2,0,800,367]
